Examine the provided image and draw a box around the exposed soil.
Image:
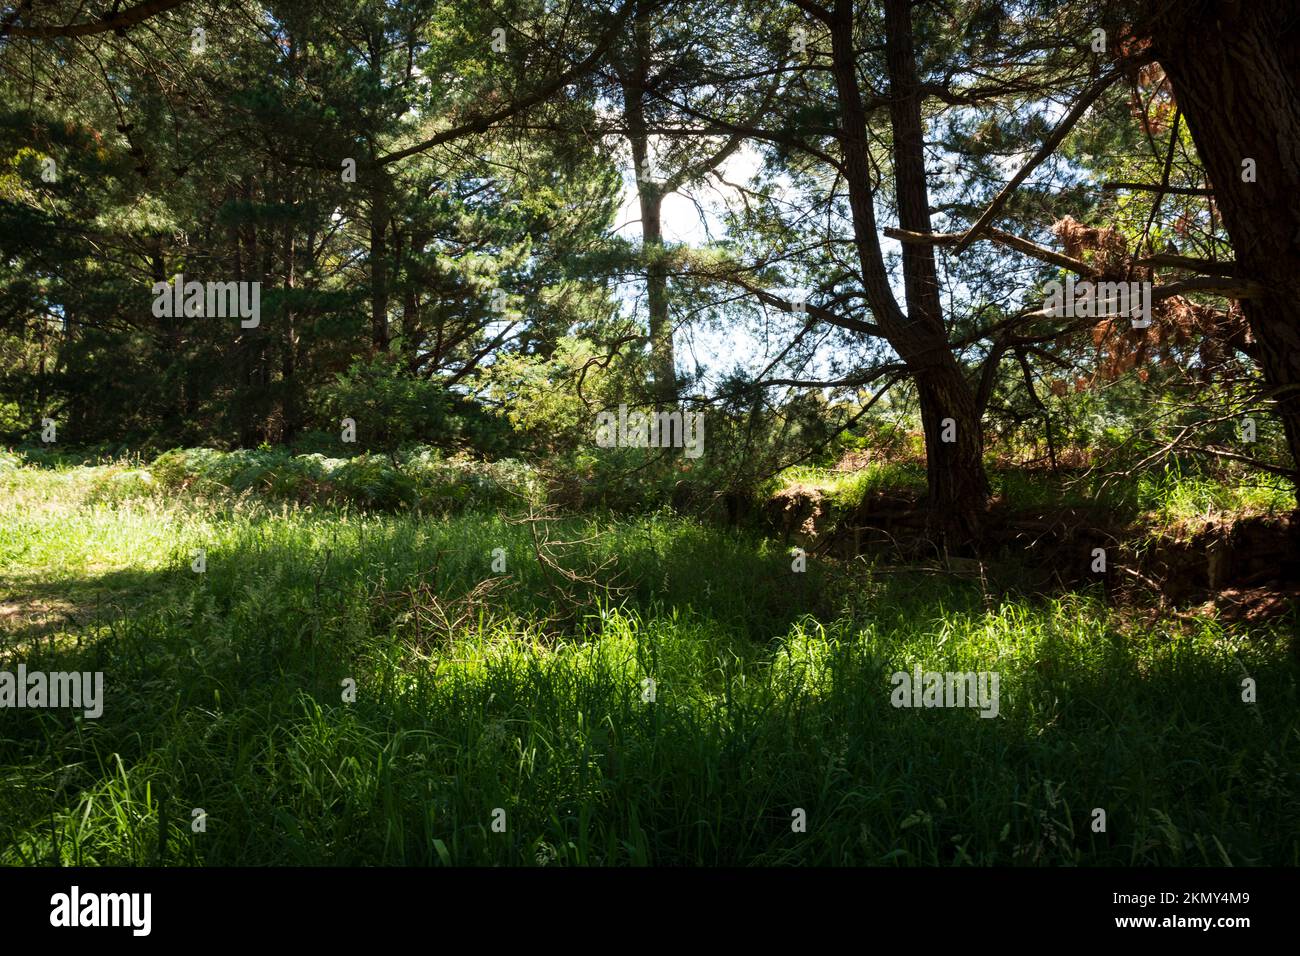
[763,483,1300,619]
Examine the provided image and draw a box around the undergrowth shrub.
[149,446,539,513]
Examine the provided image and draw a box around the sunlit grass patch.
[0,463,1295,866]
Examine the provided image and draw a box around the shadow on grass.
[0,566,173,650]
[1,508,1297,866]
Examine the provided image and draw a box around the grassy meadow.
[1,457,1297,866]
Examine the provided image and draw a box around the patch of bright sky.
[608,139,825,398]
[599,96,1086,402]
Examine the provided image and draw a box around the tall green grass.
[773,456,1295,525]
[0,461,1296,865]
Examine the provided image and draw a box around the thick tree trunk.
[1149,2,1300,480]
[917,369,989,542]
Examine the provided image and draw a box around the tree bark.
[237,175,262,447]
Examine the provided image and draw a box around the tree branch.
[1182,446,1297,479]
[886,225,1099,277]
[953,68,1126,254]
[6,0,189,38]
[1102,181,1213,196]
[1135,253,1237,276]
[377,0,647,166]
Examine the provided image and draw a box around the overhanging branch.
[377,0,647,166]
[886,226,1098,276]
[5,0,189,38]
[953,67,1128,254]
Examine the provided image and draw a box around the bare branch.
[886,226,1098,277]
[1135,253,1237,276]
[1183,446,1298,479]
[1103,181,1214,196]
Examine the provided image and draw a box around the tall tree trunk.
[884,0,989,540]
[622,10,677,405]
[369,179,390,352]
[828,0,990,541]
[1148,1,1300,482]
[237,175,261,447]
[637,181,675,404]
[282,198,299,443]
[400,224,428,373]
[35,317,47,435]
